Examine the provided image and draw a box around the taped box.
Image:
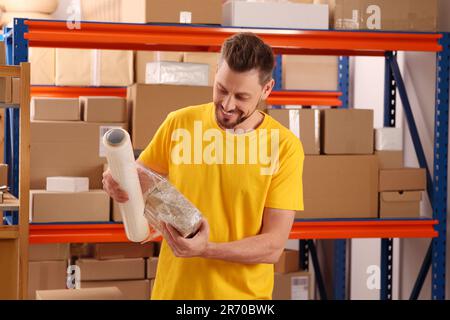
[267,108,320,155]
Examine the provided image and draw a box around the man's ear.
[262,79,275,100]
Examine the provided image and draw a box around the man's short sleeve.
[137,113,175,175]
[264,139,304,211]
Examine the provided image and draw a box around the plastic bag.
[138,164,203,239]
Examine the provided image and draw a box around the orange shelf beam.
[291,219,439,239]
[29,219,438,244]
[24,20,443,55]
[30,86,127,98]
[31,86,342,106]
[267,90,342,106]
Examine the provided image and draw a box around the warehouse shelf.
[30,86,343,107]
[29,219,438,244]
[0,225,19,239]
[4,18,448,300]
[0,193,20,211]
[23,20,442,55]
[0,62,31,300]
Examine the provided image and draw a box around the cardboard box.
[0,41,5,65]
[282,55,338,91]
[0,77,12,103]
[0,238,19,299]
[30,190,110,223]
[70,243,95,258]
[56,49,133,86]
[297,155,378,219]
[375,151,403,169]
[29,47,55,85]
[267,108,320,155]
[97,50,134,86]
[128,84,213,150]
[76,258,145,281]
[146,61,209,86]
[146,257,158,279]
[30,121,127,189]
[334,0,439,32]
[273,271,312,300]
[36,287,124,300]
[29,244,70,262]
[379,191,422,219]
[121,0,222,24]
[322,109,374,155]
[81,96,127,123]
[46,177,90,193]
[135,51,184,84]
[274,250,300,274]
[375,128,403,151]
[31,98,80,121]
[223,1,328,29]
[93,243,154,260]
[379,168,426,192]
[55,49,92,86]
[183,52,219,86]
[81,0,122,22]
[150,278,155,298]
[12,78,20,104]
[112,199,122,222]
[28,260,67,300]
[81,280,150,300]
[0,164,8,186]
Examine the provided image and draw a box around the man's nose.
[222,95,236,112]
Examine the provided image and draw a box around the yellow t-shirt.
[138,102,304,300]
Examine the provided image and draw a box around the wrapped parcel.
[140,165,203,238]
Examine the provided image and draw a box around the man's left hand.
[160,218,210,258]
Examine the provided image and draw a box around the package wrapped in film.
[138,164,203,239]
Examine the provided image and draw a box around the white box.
[222,1,329,29]
[46,177,90,193]
[375,128,403,151]
[145,61,209,86]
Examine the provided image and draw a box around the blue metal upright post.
[272,54,282,109]
[11,19,29,198]
[332,56,350,300]
[380,51,397,300]
[431,33,449,300]
[338,56,350,109]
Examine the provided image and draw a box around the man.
[103,33,304,300]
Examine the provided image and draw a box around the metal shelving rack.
[3,18,448,300]
[0,62,31,300]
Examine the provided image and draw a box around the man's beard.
[214,103,259,130]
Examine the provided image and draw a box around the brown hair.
[219,32,275,85]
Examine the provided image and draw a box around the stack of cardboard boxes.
[375,128,426,218]
[273,249,313,300]
[0,43,20,106]
[29,96,128,223]
[267,107,426,219]
[76,242,154,300]
[28,243,69,299]
[30,242,158,300]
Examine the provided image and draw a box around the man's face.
[213,61,273,130]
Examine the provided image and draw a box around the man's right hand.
[102,169,129,203]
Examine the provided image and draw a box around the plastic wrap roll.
[102,128,149,242]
